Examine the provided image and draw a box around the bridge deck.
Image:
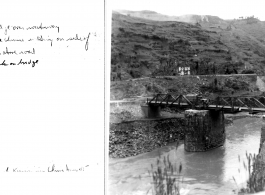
[149,100,265,113]
[148,94,265,113]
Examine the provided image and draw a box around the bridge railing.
[212,96,265,107]
[147,94,265,113]
[147,93,199,109]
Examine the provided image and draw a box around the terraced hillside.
[111,12,236,80]
[111,11,265,100]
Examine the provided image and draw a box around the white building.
[178,66,190,75]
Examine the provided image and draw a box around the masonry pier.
[141,103,226,151]
[141,104,161,118]
[184,109,225,152]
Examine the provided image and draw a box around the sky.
[111,0,265,21]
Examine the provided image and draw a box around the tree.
[117,72,121,80]
[225,67,229,74]
[195,61,199,74]
[214,78,218,89]
[212,64,216,74]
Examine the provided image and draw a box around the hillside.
[110,11,265,100]
[111,12,265,80]
[111,12,232,80]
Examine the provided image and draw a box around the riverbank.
[109,117,185,158]
[110,100,186,158]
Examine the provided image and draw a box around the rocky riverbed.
[109,118,185,158]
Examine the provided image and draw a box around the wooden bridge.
[147,94,265,113]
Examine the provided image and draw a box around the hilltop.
[114,10,225,24]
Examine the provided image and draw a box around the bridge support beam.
[141,104,161,118]
[184,109,225,152]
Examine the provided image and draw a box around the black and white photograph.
[108,0,265,194]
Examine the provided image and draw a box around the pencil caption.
[6,164,89,172]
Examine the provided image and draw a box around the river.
[109,116,263,195]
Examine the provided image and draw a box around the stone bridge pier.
[141,104,161,118]
[184,109,225,152]
[141,105,226,152]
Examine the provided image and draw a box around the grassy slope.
[207,20,265,72]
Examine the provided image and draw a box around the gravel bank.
[109,118,185,158]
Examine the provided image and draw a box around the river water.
[109,117,263,195]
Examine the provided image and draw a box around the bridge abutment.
[184,109,225,152]
[141,104,161,118]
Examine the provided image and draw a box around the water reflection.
[182,145,226,184]
[109,117,263,195]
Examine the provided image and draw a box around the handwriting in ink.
[17,59,38,67]
[26,23,60,33]
[66,164,88,172]
[19,48,35,55]
[12,168,32,172]
[0,60,8,66]
[5,164,89,172]
[85,33,90,51]
[4,36,24,42]
[48,164,64,172]
[0,59,38,67]
[66,34,84,41]
[4,25,10,35]
[3,47,17,55]
[4,25,24,35]
[37,35,53,46]
[2,47,35,55]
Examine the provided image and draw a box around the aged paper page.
[0,0,105,194]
